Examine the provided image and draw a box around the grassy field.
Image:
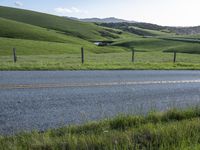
[1,108,200,150]
[1,51,200,70]
[112,37,187,51]
[0,17,93,44]
[0,6,121,41]
[128,26,175,36]
[164,44,200,54]
[1,35,200,70]
[0,6,200,70]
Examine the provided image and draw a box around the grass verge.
[1,108,200,149]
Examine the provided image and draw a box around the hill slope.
[99,22,174,36]
[0,6,200,58]
[0,17,90,45]
[0,6,120,41]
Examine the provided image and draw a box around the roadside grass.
[1,108,200,149]
[1,52,200,70]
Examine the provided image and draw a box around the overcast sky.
[0,0,200,26]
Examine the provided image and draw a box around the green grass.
[0,37,129,56]
[164,44,200,54]
[112,36,200,55]
[112,37,198,52]
[176,34,200,39]
[1,52,200,70]
[129,26,175,36]
[1,108,200,149]
[0,6,200,70]
[159,37,200,44]
[0,6,120,41]
[0,17,93,45]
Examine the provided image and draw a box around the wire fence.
[4,47,200,64]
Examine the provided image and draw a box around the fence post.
[81,47,84,64]
[132,47,135,63]
[13,48,17,63]
[173,51,176,63]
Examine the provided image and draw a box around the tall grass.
[1,108,200,149]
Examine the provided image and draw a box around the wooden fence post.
[13,48,17,63]
[81,47,84,64]
[173,51,177,63]
[132,47,135,63]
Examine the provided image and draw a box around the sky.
[0,0,200,26]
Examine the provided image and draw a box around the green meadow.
[1,51,200,70]
[1,36,200,70]
[0,6,200,70]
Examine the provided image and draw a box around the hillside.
[98,22,174,36]
[0,6,120,41]
[0,6,200,71]
[0,6,137,56]
[99,22,200,36]
[0,17,91,45]
[168,26,200,35]
[76,17,200,35]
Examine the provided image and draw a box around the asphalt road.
[0,70,200,135]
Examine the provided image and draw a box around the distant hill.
[99,22,200,35]
[1,6,200,58]
[69,17,137,23]
[69,17,200,35]
[168,26,200,35]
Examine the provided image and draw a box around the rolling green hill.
[1,6,199,55]
[0,6,120,41]
[99,22,200,36]
[0,6,200,70]
[128,26,175,36]
[164,44,200,54]
[111,37,194,52]
[98,22,175,36]
[0,37,128,56]
[0,6,133,56]
[0,17,91,45]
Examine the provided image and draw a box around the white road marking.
[0,80,200,89]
